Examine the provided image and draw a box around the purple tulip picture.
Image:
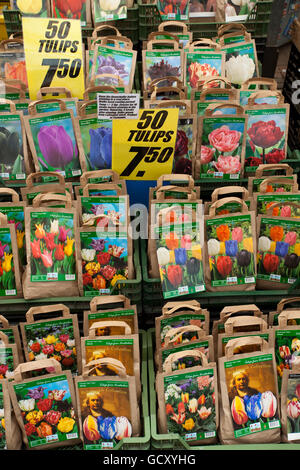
[89,127,112,170]
[37,125,77,170]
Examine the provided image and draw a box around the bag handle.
[164,325,204,347]
[28,98,67,115]
[150,86,186,101]
[219,30,251,46]
[155,185,197,201]
[25,304,71,323]
[88,321,132,336]
[0,78,27,91]
[211,186,249,202]
[199,88,237,102]
[188,39,220,50]
[255,164,293,177]
[0,38,23,51]
[220,304,262,321]
[0,331,9,346]
[0,98,16,112]
[209,197,249,216]
[36,87,73,99]
[147,31,179,43]
[156,173,194,189]
[0,315,9,328]
[217,23,248,37]
[266,201,300,215]
[276,297,300,313]
[13,359,62,382]
[80,170,120,186]
[278,310,300,328]
[197,76,232,90]
[82,183,123,196]
[149,76,184,90]
[259,177,297,193]
[146,39,179,50]
[162,302,201,316]
[26,171,66,187]
[205,102,244,115]
[225,336,269,358]
[32,192,73,209]
[78,99,97,117]
[82,358,127,378]
[100,35,133,49]
[154,99,191,114]
[224,315,268,334]
[83,85,119,101]
[89,295,131,312]
[0,187,20,202]
[0,82,26,99]
[158,21,189,34]
[163,349,208,373]
[241,77,278,91]
[92,25,121,40]
[162,300,200,311]
[247,90,284,106]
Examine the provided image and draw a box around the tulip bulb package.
[218,337,281,444]
[79,193,129,229]
[75,371,140,450]
[157,0,189,20]
[0,42,28,88]
[156,361,218,445]
[0,215,22,298]
[0,379,22,449]
[0,331,20,381]
[222,41,259,86]
[92,0,127,23]
[51,0,92,26]
[142,47,183,92]
[280,367,300,443]
[184,51,225,98]
[10,0,51,16]
[253,193,300,218]
[0,111,29,181]
[257,216,300,289]
[155,221,205,299]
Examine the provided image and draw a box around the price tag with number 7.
[22,17,85,100]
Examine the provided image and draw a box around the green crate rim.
[147,328,300,450]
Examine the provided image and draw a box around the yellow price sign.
[22,17,85,100]
[112,108,179,180]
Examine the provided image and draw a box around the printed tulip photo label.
[157,0,189,20]
[252,176,296,194]
[24,318,78,375]
[80,196,127,228]
[222,42,258,86]
[245,107,288,172]
[0,51,28,88]
[185,52,225,98]
[52,0,90,26]
[0,384,6,449]
[11,0,50,16]
[206,215,255,287]
[286,373,300,440]
[0,206,26,267]
[84,338,135,376]
[224,354,280,438]
[144,51,182,91]
[173,118,195,175]
[93,46,136,91]
[13,375,79,448]
[256,194,300,217]
[77,380,132,450]
[163,369,216,441]
[275,331,300,391]
[155,222,205,299]
[87,309,137,336]
[0,347,15,380]
[78,117,112,172]
[92,0,127,22]
[0,114,26,181]
[162,340,210,371]
[0,227,17,297]
[188,0,216,18]
[159,313,207,348]
[199,116,246,180]
[29,211,76,283]
[257,217,300,285]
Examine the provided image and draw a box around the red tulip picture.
[53,0,86,19]
[216,256,233,277]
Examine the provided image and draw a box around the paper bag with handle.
[0,378,22,449]
[269,297,300,327]
[280,363,300,443]
[0,212,22,298]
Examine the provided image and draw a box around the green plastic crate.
[2,5,21,36]
[147,328,300,450]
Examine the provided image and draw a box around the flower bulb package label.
[29,211,76,283]
[159,313,208,348]
[79,229,129,296]
[0,101,29,116]
[215,34,247,45]
[206,214,256,287]
[245,107,289,172]
[12,374,79,448]
[0,113,27,181]
[35,100,78,117]
[222,41,258,86]
[143,50,183,92]
[78,117,112,172]
[85,308,138,336]
[92,0,127,23]
[0,205,26,266]
[0,227,17,297]
[274,329,300,390]
[25,111,82,178]
[11,0,50,16]
[162,368,217,442]
[223,353,280,439]
[157,0,189,20]
[255,194,300,217]
[52,0,91,27]
[198,115,247,180]
[184,52,225,97]
[23,318,78,375]
[161,339,211,372]
[0,51,27,88]
[0,383,6,449]
[92,46,136,92]
[239,90,279,107]
[285,373,300,441]
[76,379,134,450]
[155,222,205,299]
[194,101,237,117]
[80,195,128,228]
[257,217,300,286]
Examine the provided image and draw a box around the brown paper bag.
[0,378,22,449]
[218,336,281,444]
[74,358,141,449]
[0,314,24,362]
[75,181,127,199]
[143,77,187,101]
[87,24,122,50]
[20,303,82,375]
[8,358,80,450]
[0,330,20,380]
[204,185,250,215]
[269,297,300,327]
[20,171,74,205]
[204,197,257,292]
[248,164,297,195]
[190,76,233,101]
[22,192,80,299]
[83,295,138,336]
[156,352,219,445]
[160,340,214,374]
[280,364,300,443]
[0,211,22,298]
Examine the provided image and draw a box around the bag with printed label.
[51,0,92,27]
[269,297,300,327]
[0,38,27,88]
[159,338,214,374]
[190,76,233,102]
[0,330,20,381]
[218,336,281,444]
[248,164,298,196]
[23,192,80,299]
[0,212,22,298]
[157,21,192,49]
[156,352,219,445]
[20,303,82,376]
[83,295,139,337]
[0,314,24,362]
[20,171,74,206]
[91,0,128,25]
[35,87,79,115]
[280,364,300,443]
[204,197,257,292]
[221,38,259,86]
[75,181,127,201]
[75,357,141,450]
[215,23,252,44]
[252,197,300,218]
[10,0,51,17]
[87,24,122,50]
[0,378,22,449]
[192,79,238,115]
[9,358,80,450]
[143,84,187,107]
[239,77,280,106]
[204,185,250,215]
